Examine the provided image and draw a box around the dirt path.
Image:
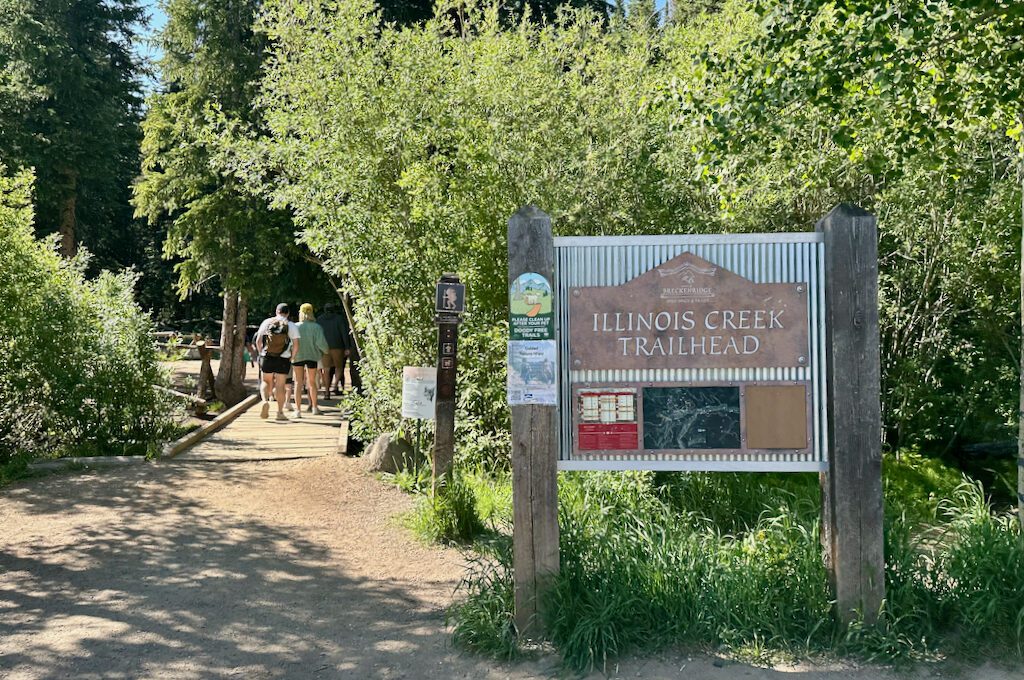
[1,457,1021,679]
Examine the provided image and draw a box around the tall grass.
[547,472,832,671]
[448,538,518,660]
[447,457,1024,672]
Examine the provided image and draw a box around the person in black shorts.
[254,303,301,421]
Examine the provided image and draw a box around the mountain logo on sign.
[657,259,717,301]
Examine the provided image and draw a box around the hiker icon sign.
[435,280,466,315]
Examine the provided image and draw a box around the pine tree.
[134,0,296,406]
[0,0,143,258]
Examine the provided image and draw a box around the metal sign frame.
[554,232,828,473]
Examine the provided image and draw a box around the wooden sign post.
[817,204,885,625]
[507,206,559,637]
[433,273,464,495]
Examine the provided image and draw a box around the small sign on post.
[401,366,437,420]
[432,273,464,494]
[436,279,466,315]
[508,272,557,406]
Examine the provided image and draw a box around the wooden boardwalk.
[174,395,346,462]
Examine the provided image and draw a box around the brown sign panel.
[744,384,808,449]
[569,252,809,370]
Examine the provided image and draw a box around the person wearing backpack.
[255,303,301,421]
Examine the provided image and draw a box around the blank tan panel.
[745,385,808,449]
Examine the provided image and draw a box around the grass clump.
[547,472,832,672]
[410,471,486,545]
[448,538,519,660]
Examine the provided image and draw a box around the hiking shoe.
[275,412,288,422]
[260,401,270,419]
[311,407,323,416]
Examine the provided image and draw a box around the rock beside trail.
[363,433,421,474]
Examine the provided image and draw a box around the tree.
[225,0,701,461]
[691,0,1024,524]
[0,0,144,259]
[134,0,299,406]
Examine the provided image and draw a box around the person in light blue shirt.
[291,303,329,417]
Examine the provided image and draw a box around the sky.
[136,0,167,66]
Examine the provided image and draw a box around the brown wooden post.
[507,205,559,637]
[817,203,885,625]
[432,273,464,494]
[194,334,216,402]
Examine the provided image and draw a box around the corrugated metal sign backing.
[554,233,828,472]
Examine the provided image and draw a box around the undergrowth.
[433,453,1024,672]
[384,462,511,545]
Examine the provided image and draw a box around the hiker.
[254,303,301,421]
[292,303,329,417]
[343,294,363,395]
[318,303,351,397]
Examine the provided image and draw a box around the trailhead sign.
[569,252,808,369]
[509,205,885,633]
[554,234,826,472]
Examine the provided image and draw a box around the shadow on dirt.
[0,464,456,679]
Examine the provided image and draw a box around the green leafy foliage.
[0,167,179,466]
[233,0,718,465]
[235,0,1024,458]
[671,0,1024,449]
[133,0,302,300]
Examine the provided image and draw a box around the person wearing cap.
[254,303,301,421]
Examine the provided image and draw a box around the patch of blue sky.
[134,0,167,91]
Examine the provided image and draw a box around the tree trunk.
[214,290,249,406]
[59,169,78,257]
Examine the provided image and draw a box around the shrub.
[0,166,178,466]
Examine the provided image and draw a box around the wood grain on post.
[817,204,885,625]
[508,205,560,638]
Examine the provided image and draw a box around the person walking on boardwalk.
[255,303,301,422]
[318,304,351,397]
[292,303,329,417]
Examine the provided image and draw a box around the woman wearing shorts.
[292,303,330,417]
